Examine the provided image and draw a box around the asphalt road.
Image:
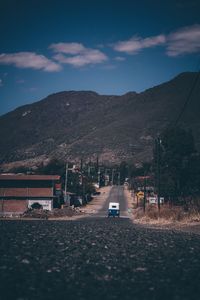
[94,186,128,217]
[0,187,200,300]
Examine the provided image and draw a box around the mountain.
[0,72,200,170]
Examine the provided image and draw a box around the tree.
[36,158,65,176]
[154,127,197,204]
[119,161,128,184]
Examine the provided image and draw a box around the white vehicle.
[108,202,120,217]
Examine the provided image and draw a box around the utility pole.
[143,174,147,213]
[82,173,85,200]
[88,165,90,177]
[156,137,161,212]
[96,155,99,171]
[95,155,99,184]
[64,162,68,195]
[98,167,101,188]
[111,169,115,186]
[80,158,83,172]
[118,172,121,185]
[64,162,69,206]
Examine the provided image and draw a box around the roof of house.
[0,174,60,181]
[0,187,54,197]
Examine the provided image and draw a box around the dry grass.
[133,204,200,224]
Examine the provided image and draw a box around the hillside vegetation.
[0,72,200,170]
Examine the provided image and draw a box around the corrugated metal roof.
[0,174,60,181]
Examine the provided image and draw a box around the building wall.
[28,200,53,211]
[0,200,28,215]
[0,176,61,214]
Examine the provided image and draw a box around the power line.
[173,66,200,127]
[155,64,200,211]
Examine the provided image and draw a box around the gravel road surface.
[0,186,200,300]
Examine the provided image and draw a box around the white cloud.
[166,24,200,56]
[49,42,85,54]
[113,24,200,57]
[0,52,61,72]
[113,35,166,54]
[0,79,3,87]
[51,42,108,67]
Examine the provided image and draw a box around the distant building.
[133,176,155,193]
[0,174,62,216]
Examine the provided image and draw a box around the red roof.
[0,187,54,197]
[0,174,60,181]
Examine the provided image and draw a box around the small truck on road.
[108,202,120,217]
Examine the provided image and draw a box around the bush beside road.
[124,187,200,235]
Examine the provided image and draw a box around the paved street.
[91,186,129,218]
[0,187,200,300]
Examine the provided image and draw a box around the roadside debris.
[21,206,85,219]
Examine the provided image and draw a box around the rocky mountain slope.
[0,72,200,169]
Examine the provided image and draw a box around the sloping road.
[0,187,200,300]
[92,185,129,218]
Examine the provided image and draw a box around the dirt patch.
[123,187,136,219]
[77,186,112,215]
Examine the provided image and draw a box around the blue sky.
[0,0,200,115]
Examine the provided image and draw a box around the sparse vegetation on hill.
[0,72,200,171]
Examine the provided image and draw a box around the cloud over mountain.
[0,24,199,77]
[49,42,85,54]
[113,35,166,54]
[113,24,200,57]
[50,42,108,67]
[166,24,200,56]
[0,52,61,72]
